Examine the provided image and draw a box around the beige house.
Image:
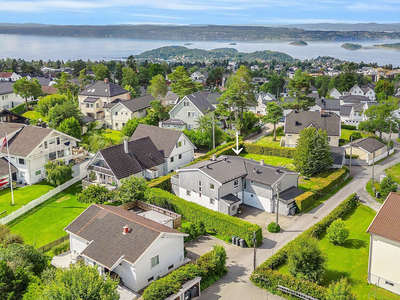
[284,110,341,148]
[342,137,387,165]
[78,79,130,120]
[367,192,400,295]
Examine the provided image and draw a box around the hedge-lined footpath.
[145,188,263,247]
[243,143,296,158]
[142,245,227,300]
[148,141,236,190]
[295,167,349,212]
[250,194,358,299]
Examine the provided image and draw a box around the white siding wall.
[70,234,89,255]
[179,187,219,212]
[166,135,195,173]
[169,98,202,130]
[0,92,25,109]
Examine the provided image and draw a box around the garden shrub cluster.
[250,194,359,299]
[295,167,349,212]
[142,245,227,300]
[243,143,296,158]
[144,188,262,247]
[267,222,281,233]
[51,240,70,256]
[179,221,206,243]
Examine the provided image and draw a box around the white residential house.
[367,192,400,295]
[65,204,188,292]
[350,84,376,101]
[0,124,80,185]
[329,88,342,99]
[190,71,204,81]
[163,91,215,131]
[0,82,27,109]
[251,92,276,115]
[172,155,302,216]
[0,72,21,82]
[130,124,196,174]
[162,91,180,106]
[103,94,154,130]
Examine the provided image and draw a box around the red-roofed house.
[0,72,21,82]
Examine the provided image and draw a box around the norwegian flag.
[0,137,6,151]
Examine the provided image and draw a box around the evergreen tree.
[286,69,315,110]
[263,102,283,141]
[148,74,168,100]
[57,117,81,140]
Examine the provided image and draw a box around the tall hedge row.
[295,167,349,213]
[243,143,296,158]
[144,188,263,247]
[250,194,359,299]
[142,245,227,300]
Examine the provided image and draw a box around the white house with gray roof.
[173,155,302,216]
[163,91,215,131]
[0,82,26,109]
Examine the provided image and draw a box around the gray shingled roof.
[162,119,186,125]
[352,103,365,112]
[0,158,17,177]
[284,111,341,136]
[344,137,386,153]
[0,82,14,95]
[130,124,191,158]
[0,123,24,139]
[279,187,305,204]
[185,91,215,114]
[83,97,99,103]
[164,91,179,101]
[220,194,241,206]
[318,99,340,111]
[79,81,129,97]
[65,204,182,269]
[103,98,123,108]
[99,137,165,180]
[340,95,370,103]
[119,94,155,113]
[330,146,345,165]
[340,105,353,116]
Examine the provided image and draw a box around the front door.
[12,172,17,181]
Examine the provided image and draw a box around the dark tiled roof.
[0,82,14,95]
[0,108,28,122]
[330,146,345,165]
[119,94,155,113]
[83,97,100,103]
[185,91,215,113]
[130,124,190,157]
[99,137,165,180]
[353,103,365,112]
[318,99,340,111]
[162,119,186,125]
[79,81,129,97]
[0,158,17,177]
[0,123,24,139]
[339,95,370,103]
[340,105,353,116]
[367,192,400,243]
[220,193,241,206]
[103,98,123,108]
[82,116,96,123]
[279,186,304,204]
[284,111,341,136]
[345,137,385,153]
[65,204,182,269]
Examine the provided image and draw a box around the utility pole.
[253,231,257,271]
[388,121,392,156]
[349,136,353,176]
[276,182,281,227]
[212,112,215,150]
[372,147,376,186]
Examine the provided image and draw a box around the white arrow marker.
[232,131,243,155]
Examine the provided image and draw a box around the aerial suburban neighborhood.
[2,5,400,300]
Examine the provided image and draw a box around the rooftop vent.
[275,168,281,174]
[104,78,109,83]
[123,225,129,235]
[211,154,217,161]
[295,121,301,126]
[124,139,129,154]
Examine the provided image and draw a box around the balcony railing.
[87,165,114,176]
[31,143,74,159]
[82,178,117,191]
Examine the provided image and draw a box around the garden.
[239,153,294,170]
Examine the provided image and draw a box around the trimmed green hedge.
[243,143,296,158]
[144,188,263,247]
[143,245,227,300]
[251,194,359,299]
[341,124,357,130]
[295,167,349,212]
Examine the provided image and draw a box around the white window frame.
[151,255,159,268]
[234,179,239,188]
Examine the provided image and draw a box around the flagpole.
[6,133,14,206]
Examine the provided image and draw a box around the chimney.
[321,109,324,116]
[260,159,264,166]
[124,139,129,154]
[104,78,109,83]
[127,91,131,100]
[123,225,129,235]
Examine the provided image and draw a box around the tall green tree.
[286,69,315,110]
[121,67,139,97]
[375,79,395,101]
[44,159,73,186]
[260,73,285,99]
[326,278,357,300]
[263,102,283,141]
[121,117,144,138]
[92,64,111,81]
[293,127,333,177]
[0,261,30,300]
[57,117,81,139]
[54,72,79,96]
[115,176,148,203]
[114,63,123,84]
[206,67,223,88]
[148,74,167,100]
[147,63,167,79]
[13,77,42,111]
[36,94,67,117]
[48,100,81,128]
[219,65,256,133]
[126,55,137,71]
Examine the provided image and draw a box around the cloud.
[130,13,187,20]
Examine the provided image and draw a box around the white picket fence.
[0,173,86,225]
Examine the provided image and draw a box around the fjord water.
[1,34,400,66]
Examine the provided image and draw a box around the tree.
[260,73,285,99]
[147,63,166,79]
[263,102,283,141]
[92,64,111,81]
[326,219,349,245]
[77,185,114,204]
[148,74,167,100]
[206,67,223,88]
[0,261,30,300]
[36,94,67,117]
[44,159,73,186]
[115,176,148,203]
[148,100,169,123]
[54,72,79,96]
[375,79,395,101]
[24,263,119,300]
[121,117,144,138]
[168,66,189,82]
[0,224,23,246]
[126,55,137,71]
[286,69,315,110]
[13,77,42,111]
[293,127,333,177]
[349,131,362,141]
[57,117,81,139]
[219,65,256,133]
[114,63,123,84]
[380,175,398,198]
[170,76,203,98]
[287,235,326,283]
[326,277,357,300]
[48,100,81,128]
[121,67,139,97]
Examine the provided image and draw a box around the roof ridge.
[76,207,103,235]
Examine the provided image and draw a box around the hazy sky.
[0,0,399,25]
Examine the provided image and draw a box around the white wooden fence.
[0,173,86,225]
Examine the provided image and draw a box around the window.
[178,141,182,147]
[234,179,239,188]
[244,180,247,190]
[20,172,25,178]
[210,183,215,190]
[56,137,60,145]
[49,152,57,161]
[210,198,215,205]
[125,112,128,116]
[86,103,90,108]
[90,104,94,108]
[115,123,118,127]
[186,190,191,196]
[178,154,182,159]
[199,192,202,197]
[170,157,174,163]
[187,124,192,130]
[115,112,118,116]
[57,150,65,158]
[18,158,25,165]
[287,134,292,137]
[148,277,154,282]
[96,103,99,108]
[183,101,189,106]
[151,255,159,268]
[122,123,126,127]
[35,170,41,176]
[168,264,174,270]
[49,138,55,145]
[328,137,331,142]
[385,281,394,287]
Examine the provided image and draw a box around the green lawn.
[81,129,122,145]
[340,129,376,143]
[239,153,294,170]
[254,136,286,148]
[278,205,398,299]
[0,181,55,216]
[22,111,48,122]
[9,183,89,248]
[386,163,400,185]
[298,169,338,191]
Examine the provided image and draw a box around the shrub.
[51,240,70,256]
[267,222,280,233]
[341,124,357,130]
[380,175,398,198]
[115,176,148,203]
[349,131,362,141]
[326,277,357,300]
[144,188,262,247]
[243,143,296,158]
[77,184,114,204]
[326,218,349,245]
[295,191,315,212]
[275,126,284,137]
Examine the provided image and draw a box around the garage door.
[243,192,272,212]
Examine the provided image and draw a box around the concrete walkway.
[194,145,400,299]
